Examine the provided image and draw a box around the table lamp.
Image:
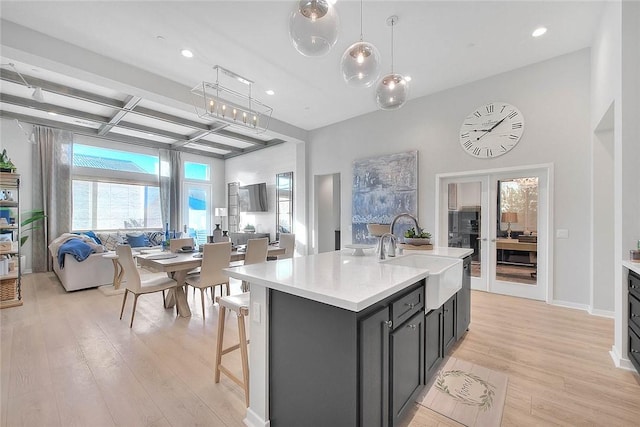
[501,212,518,239]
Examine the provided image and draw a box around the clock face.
[459,102,525,158]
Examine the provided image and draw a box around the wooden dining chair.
[278,233,295,259]
[116,245,178,328]
[184,242,232,319]
[240,237,268,292]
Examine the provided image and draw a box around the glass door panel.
[489,170,547,301]
[442,177,488,291]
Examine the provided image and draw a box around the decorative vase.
[220,231,230,242]
[213,224,222,242]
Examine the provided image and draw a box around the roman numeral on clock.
[509,134,519,140]
[486,148,493,157]
[463,140,473,149]
[473,147,481,155]
[473,111,482,118]
[460,132,470,139]
[508,111,518,119]
[486,104,494,114]
[512,122,523,129]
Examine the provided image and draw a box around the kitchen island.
[225,247,472,427]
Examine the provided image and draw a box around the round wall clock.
[459,102,525,158]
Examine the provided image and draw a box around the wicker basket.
[0,278,17,301]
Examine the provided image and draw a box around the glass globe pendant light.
[376,16,409,110]
[340,0,380,87]
[289,0,339,57]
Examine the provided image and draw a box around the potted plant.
[19,209,47,247]
[0,149,16,173]
[403,227,432,245]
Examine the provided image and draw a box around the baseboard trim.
[588,307,615,318]
[244,408,270,427]
[551,300,615,318]
[609,345,638,372]
[550,299,589,312]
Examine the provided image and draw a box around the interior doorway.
[314,173,341,253]
[437,165,551,301]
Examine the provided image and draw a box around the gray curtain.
[32,127,73,272]
[159,149,182,233]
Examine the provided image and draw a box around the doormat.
[417,357,508,427]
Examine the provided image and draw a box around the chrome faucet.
[378,233,398,260]
[390,213,421,255]
[390,213,421,238]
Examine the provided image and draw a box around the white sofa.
[52,251,114,291]
[49,230,164,291]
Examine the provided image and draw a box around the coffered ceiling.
[0,1,604,158]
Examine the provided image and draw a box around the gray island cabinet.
[225,248,473,427]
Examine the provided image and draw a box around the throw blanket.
[57,239,94,268]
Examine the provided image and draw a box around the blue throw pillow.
[126,233,150,248]
[72,231,102,244]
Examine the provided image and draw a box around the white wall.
[225,141,299,243]
[591,0,640,370]
[308,49,592,306]
[0,118,34,271]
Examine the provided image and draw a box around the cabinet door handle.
[632,314,639,318]
[631,285,638,289]
[632,349,639,354]
[407,324,417,330]
[383,320,393,329]
[405,302,415,309]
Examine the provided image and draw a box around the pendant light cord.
[390,18,395,73]
[359,0,364,41]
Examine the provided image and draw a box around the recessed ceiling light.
[181,49,194,58]
[48,111,57,116]
[265,89,275,95]
[532,27,547,37]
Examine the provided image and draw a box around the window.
[276,172,293,239]
[183,161,211,245]
[72,143,161,230]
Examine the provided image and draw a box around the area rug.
[417,357,508,427]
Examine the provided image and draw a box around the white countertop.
[622,260,640,275]
[401,246,474,258]
[225,247,472,312]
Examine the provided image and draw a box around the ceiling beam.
[0,69,124,108]
[0,93,110,124]
[222,138,286,159]
[0,110,225,159]
[98,95,141,135]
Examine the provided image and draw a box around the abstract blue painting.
[352,151,418,243]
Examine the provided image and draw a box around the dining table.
[135,245,286,317]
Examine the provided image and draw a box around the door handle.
[491,238,497,242]
[481,238,488,241]
[383,320,393,329]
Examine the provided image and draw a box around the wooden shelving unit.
[0,172,22,309]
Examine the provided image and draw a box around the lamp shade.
[341,41,381,87]
[289,0,339,57]
[501,212,518,223]
[214,208,228,217]
[375,73,409,110]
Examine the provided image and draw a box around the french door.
[438,166,550,301]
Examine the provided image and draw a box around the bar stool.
[215,292,250,407]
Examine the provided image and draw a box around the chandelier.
[191,66,273,133]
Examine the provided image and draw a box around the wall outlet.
[556,229,569,239]
[252,302,261,324]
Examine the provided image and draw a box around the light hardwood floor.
[2,273,639,426]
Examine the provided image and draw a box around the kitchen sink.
[383,254,463,309]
